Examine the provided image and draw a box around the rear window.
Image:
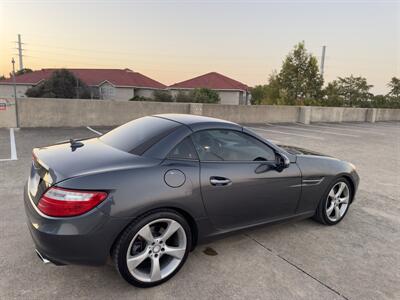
[100,116,179,154]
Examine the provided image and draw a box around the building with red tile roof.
[0,68,165,100]
[168,72,250,105]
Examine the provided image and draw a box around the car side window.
[191,130,276,162]
[167,137,199,160]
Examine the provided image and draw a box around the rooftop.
[169,72,249,91]
[0,68,166,89]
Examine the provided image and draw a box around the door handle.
[210,176,232,186]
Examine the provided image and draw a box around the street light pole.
[11,58,20,128]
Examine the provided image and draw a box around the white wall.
[169,88,241,105]
[99,82,135,100]
[0,83,159,101]
[0,84,31,98]
[135,88,156,99]
[114,87,134,100]
[218,90,240,105]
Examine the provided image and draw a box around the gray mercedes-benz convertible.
[24,114,359,287]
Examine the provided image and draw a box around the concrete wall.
[342,108,369,122]
[0,84,31,99]
[0,98,17,127]
[1,98,399,128]
[310,107,371,123]
[375,108,400,121]
[202,104,300,123]
[17,98,189,127]
[310,107,345,123]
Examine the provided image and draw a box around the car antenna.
[69,138,84,151]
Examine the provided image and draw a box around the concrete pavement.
[0,121,399,299]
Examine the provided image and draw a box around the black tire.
[112,209,192,287]
[313,177,352,225]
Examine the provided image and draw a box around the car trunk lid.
[28,138,159,205]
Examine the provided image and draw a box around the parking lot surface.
[0,121,399,300]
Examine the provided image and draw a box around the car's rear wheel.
[113,210,191,287]
[313,178,352,225]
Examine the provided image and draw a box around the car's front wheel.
[314,178,352,225]
[113,209,191,287]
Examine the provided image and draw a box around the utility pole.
[320,45,326,78]
[17,34,24,71]
[11,58,20,128]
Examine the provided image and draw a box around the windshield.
[100,116,179,155]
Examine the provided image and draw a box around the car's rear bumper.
[23,183,130,266]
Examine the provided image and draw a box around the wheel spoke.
[339,196,349,204]
[127,250,148,270]
[335,182,346,197]
[334,206,341,220]
[150,258,161,281]
[164,245,186,259]
[326,202,334,215]
[328,189,335,198]
[126,218,187,283]
[160,220,180,241]
[138,225,154,244]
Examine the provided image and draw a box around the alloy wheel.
[325,181,350,222]
[126,218,187,283]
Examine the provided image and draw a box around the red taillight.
[38,187,108,217]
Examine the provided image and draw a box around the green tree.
[387,77,400,107]
[25,69,90,99]
[250,73,281,105]
[327,75,373,107]
[278,42,323,104]
[323,81,344,107]
[174,91,192,103]
[190,88,220,103]
[387,77,400,98]
[370,95,388,108]
[153,90,173,102]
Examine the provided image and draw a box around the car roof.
[154,114,242,131]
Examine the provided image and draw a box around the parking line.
[265,123,358,137]
[374,122,400,128]
[245,127,281,144]
[10,128,17,160]
[86,126,103,136]
[0,128,18,162]
[336,122,397,129]
[296,123,386,136]
[248,127,324,140]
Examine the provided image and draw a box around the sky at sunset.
[0,0,399,94]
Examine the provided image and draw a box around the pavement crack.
[243,233,350,300]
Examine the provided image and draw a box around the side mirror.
[276,152,290,172]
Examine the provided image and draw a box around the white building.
[168,72,250,105]
[0,68,165,100]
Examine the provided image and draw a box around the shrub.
[129,95,151,101]
[190,88,220,103]
[174,91,193,103]
[153,90,173,102]
[25,69,90,99]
